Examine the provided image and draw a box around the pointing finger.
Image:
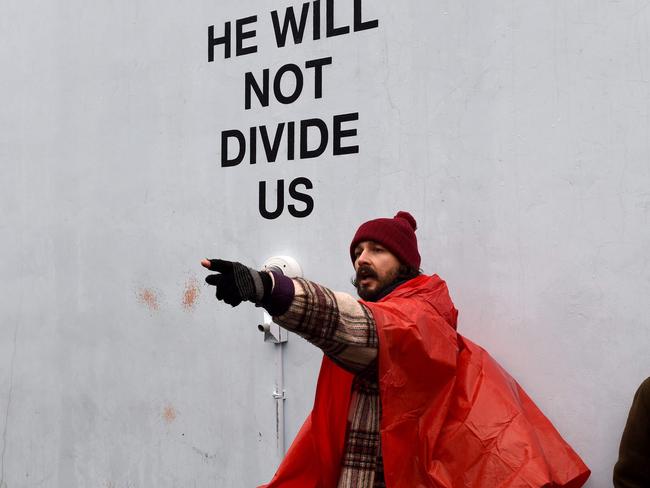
[202,259,234,273]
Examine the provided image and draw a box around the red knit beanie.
[350,211,421,269]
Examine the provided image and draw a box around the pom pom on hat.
[350,211,421,269]
[395,211,417,231]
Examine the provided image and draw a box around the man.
[202,211,590,487]
[613,377,650,487]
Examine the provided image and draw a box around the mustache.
[356,265,378,282]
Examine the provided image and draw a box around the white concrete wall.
[2,0,649,486]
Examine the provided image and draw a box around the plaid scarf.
[275,278,384,487]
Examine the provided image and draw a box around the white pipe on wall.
[260,256,302,463]
[262,309,287,462]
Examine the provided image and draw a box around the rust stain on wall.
[137,288,159,311]
[162,405,177,424]
[182,277,201,311]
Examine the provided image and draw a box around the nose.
[356,249,371,268]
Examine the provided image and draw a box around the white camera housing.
[261,255,303,278]
[259,256,303,343]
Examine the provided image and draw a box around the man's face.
[353,241,401,301]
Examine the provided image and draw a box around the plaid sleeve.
[273,278,378,373]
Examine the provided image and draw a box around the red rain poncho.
[261,275,590,487]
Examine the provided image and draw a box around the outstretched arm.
[201,258,377,373]
[272,275,377,373]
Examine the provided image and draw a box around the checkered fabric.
[274,278,385,488]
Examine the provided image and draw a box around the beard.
[353,264,399,302]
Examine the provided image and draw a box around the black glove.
[204,259,273,307]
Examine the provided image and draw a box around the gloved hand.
[201,258,273,307]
